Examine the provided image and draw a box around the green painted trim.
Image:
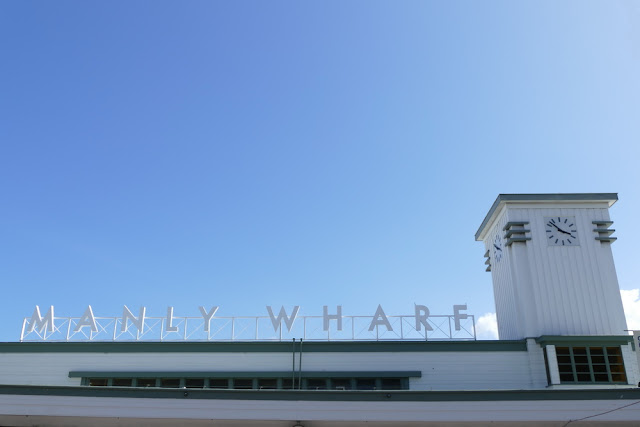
[484,250,491,272]
[0,340,527,353]
[504,229,530,238]
[592,220,614,226]
[536,336,632,346]
[505,237,531,246]
[596,237,617,242]
[476,193,617,240]
[1,384,640,402]
[70,371,422,379]
[502,221,530,231]
[593,228,615,235]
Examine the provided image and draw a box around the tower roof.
[475,193,618,241]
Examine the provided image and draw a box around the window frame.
[79,371,417,391]
[554,345,627,385]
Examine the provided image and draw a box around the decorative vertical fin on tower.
[484,250,491,272]
[503,221,531,246]
[593,220,617,243]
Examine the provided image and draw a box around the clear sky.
[1,1,639,341]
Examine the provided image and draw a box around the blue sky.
[1,1,639,341]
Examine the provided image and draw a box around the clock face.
[545,216,579,246]
[492,233,503,262]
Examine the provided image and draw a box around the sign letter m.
[26,306,55,333]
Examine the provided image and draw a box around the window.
[355,378,376,390]
[208,379,229,389]
[137,378,157,387]
[111,378,133,387]
[88,378,108,387]
[281,378,295,390]
[258,378,278,389]
[160,378,181,388]
[80,372,415,390]
[232,379,253,389]
[555,346,627,384]
[184,378,205,388]
[306,379,327,390]
[330,378,351,390]
[380,378,403,390]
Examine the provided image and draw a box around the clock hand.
[493,244,502,251]
[549,222,571,235]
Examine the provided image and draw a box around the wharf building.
[1,193,639,426]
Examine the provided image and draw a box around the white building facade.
[1,193,639,426]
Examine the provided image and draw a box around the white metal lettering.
[198,306,219,332]
[323,305,342,331]
[26,306,55,333]
[368,304,393,332]
[73,306,98,333]
[414,304,434,331]
[20,304,476,342]
[267,306,299,332]
[453,304,468,331]
[121,306,146,333]
[165,307,178,332]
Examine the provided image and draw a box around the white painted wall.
[484,205,520,340]
[484,201,627,339]
[621,342,639,386]
[2,394,640,425]
[0,349,542,391]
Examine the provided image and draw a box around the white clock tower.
[475,194,627,340]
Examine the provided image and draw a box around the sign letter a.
[368,304,393,332]
[74,306,98,333]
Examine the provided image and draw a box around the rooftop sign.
[20,304,476,342]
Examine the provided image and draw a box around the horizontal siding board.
[0,350,537,391]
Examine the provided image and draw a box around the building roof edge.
[475,193,618,241]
